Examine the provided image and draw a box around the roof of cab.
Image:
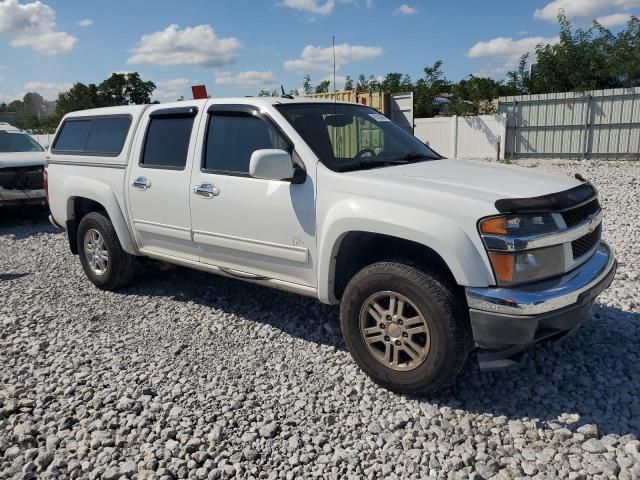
[61,96,359,118]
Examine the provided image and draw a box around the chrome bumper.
[466,241,616,316]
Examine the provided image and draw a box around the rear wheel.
[77,212,135,290]
[340,261,471,395]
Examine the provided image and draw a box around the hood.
[352,159,582,205]
[0,151,47,169]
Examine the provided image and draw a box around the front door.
[127,104,202,260]
[189,104,316,287]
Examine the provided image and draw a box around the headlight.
[487,246,565,286]
[479,214,565,286]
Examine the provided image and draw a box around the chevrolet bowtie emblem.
[587,216,599,233]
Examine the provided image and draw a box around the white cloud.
[319,74,348,90]
[23,81,72,100]
[284,43,383,72]
[153,78,194,101]
[215,71,277,87]
[156,78,193,89]
[279,0,369,15]
[468,36,557,59]
[0,91,25,103]
[0,0,77,54]
[596,12,633,27]
[394,4,417,15]
[468,35,558,77]
[280,0,336,15]
[128,24,241,67]
[77,19,93,27]
[534,0,640,22]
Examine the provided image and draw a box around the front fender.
[61,175,137,255]
[317,198,495,304]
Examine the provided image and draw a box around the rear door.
[127,104,202,260]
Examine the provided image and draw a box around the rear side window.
[204,114,289,174]
[53,120,90,152]
[84,117,131,154]
[53,116,131,155]
[141,116,195,170]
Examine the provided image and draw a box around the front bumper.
[465,242,616,369]
[0,187,46,206]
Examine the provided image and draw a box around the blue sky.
[1,0,639,103]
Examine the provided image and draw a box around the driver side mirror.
[249,149,295,181]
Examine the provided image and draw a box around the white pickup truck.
[46,98,616,394]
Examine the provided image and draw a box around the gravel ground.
[1,160,639,480]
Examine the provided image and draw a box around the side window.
[84,117,131,154]
[53,116,131,155]
[53,120,91,152]
[141,116,195,169]
[203,114,289,175]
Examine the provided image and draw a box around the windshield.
[0,131,44,153]
[276,103,440,172]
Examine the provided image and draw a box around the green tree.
[413,60,452,117]
[98,73,155,106]
[344,75,354,91]
[507,12,640,94]
[55,83,101,118]
[315,80,330,94]
[302,75,313,94]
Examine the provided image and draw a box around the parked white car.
[0,122,47,207]
[45,98,616,394]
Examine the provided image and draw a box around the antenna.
[280,84,294,100]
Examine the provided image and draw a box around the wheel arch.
[62,177,137,255]
[318,212,494,304]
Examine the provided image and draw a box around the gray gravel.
[1,159,639,480]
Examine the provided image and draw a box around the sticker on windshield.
[368,113,390,122]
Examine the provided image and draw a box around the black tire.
[340,262,471,395]
[77,212,135,290]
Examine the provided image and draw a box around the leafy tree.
[507,12,640,94]
[344,75,354,91]
[302,75,313,94]
[258,89,271,97]
[55,83,101,118]
[288,89,300,96]
[380,73,412,93]
[315,80,330,94]
[412,60,452,117]
[0,102,7,112]
[98,73,155,106]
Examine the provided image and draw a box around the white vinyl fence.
[29,134,54,149]
[414,114,507,160]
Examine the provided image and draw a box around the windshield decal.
[368,113,390,122]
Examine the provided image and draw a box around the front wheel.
[340,262,471,395]
[77,212,135,290]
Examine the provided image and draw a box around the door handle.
[132,177,151,190]
[193,183,220,198]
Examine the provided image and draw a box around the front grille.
[0,166,44,190]
[561,199,600,228]
[572,224,601,259]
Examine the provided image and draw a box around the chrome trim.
[46,159,126,169]
[466,241,615,316]
[482,210,602,252]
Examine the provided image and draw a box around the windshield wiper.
[355,158,412,170]
[400,153,437,161]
